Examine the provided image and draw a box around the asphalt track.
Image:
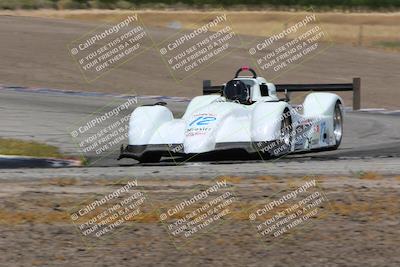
[0,88,399,178]
[2,14,400,267]
[0,14,399,177]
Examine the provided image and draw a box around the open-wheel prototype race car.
[119,66,344,163]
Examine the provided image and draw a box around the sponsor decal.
[186,113,217,137]
[189,116,217,127]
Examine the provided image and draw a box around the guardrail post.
[353,77,361,110]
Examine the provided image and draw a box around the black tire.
[332,100,343,149]
[138,153,161,163]
[262,108,292,157]
[278,108,293,155]
[314,100,343,152]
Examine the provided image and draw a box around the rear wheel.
[332,101,343,149]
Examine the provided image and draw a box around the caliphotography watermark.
[248,179,331,245]
[67,97,138,164]
[248,11,332,79]
[158,178,236,250]
[68,13,153,82]
[69,179,146,246]
[252,104,329,159]
[157,11,243,81]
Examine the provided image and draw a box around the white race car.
[119,67,343,163]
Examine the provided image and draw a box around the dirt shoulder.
[0,174,399,266]
[2,9,400,47]
[0,12,399,109]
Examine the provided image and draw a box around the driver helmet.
[223,80,251,104]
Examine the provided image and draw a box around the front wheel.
[257,109,292,158]
[266,108,292,157]
[138,153,161,163]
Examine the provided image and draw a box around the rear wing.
[202,80,224,95]
[203,77,361,110]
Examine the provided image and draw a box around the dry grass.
[0,138,64,158]
[1,193,397,225]
[255,175,276,181]
[44,178,78,186]
[2,9,399,50]
[0,203,389,225]
[0,210,70,224]
[1,174,398,226]
[357,171,383,180]
[330,196,398,219]
[218,176,242,184]
[286,179,300,189]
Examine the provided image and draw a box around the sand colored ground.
[2,9,400,50]
[0,11,399,109]
[0,174,399,266]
